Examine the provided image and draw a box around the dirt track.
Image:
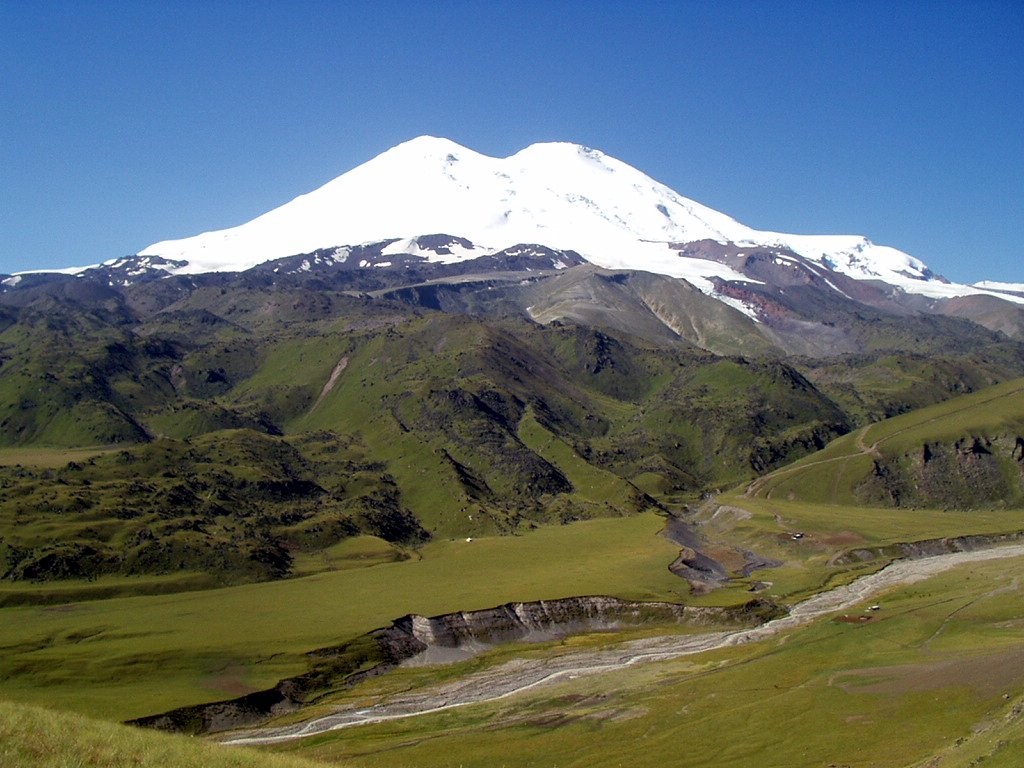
[222,543,1024,746]
[745,381,1024,499]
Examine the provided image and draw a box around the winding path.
[745,381,1024,500]
[222,543,1024,746]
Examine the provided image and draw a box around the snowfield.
[39,135,1022,306]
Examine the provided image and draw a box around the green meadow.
[0,514,684,721]
[0,444,122,468]
[3,471,1022,729]
[266,554,1024,768]
[5,542,1023,768]
[0,699,327,768]
[2,380,1023,767]
[687,494,1024,608]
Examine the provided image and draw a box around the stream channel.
[223,542,1024,746]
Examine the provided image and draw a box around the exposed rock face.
[378,596,757,665]
[668,548,730,589]
[856,435,1024,508]
[129,595,779,735]
[831,531,1024,566]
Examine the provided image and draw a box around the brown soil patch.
[703,546,748,572]
[207,667,261,698]
[494,702,646,730]
[41,604,78,613]
[844,714,874,724]
[835,645,1024,696]
[822,531,867,546]
[512,712,577,728]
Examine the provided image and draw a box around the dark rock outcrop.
[831,530,1024,566]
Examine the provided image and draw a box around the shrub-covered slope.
[2,267,1023,585]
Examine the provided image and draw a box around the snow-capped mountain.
[130,136,1015,304]
[13,136,1020,325]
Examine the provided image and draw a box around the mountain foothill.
[2,137,1023,586]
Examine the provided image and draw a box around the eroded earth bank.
[214,542,1024,746]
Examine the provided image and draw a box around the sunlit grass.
[267,555,1024,768]
[0,513,685,721]
[0,699,328,768]
[748,377,1024,504]
[0,445,121,467]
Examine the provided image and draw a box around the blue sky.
[1,0,1021,283]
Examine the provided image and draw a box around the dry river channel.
[223,543,1024,746]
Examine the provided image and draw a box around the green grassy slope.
[801,350,1024,424]
[1,272,1022,708]
[4,271,1024,767]
[1,372,1022,766]
[745,377,1024,507]
[1,289,861,585]
[0,280,856,573]
[0,700,327,768]
[0,429,426,585]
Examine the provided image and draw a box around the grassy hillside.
[0,700,326,768]
[0,281,864,584]
[3,268,1024,767]
[745,377,1024,508]
[0,429,426,585]
[4,488,1022,727]
[2,378,1023,766]
[800,350,1024,423]
[2,299,1021,589]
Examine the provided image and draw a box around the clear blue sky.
[2,0,1021,283]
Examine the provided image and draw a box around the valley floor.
[224,542,1024,748]
[254,544,1024,768]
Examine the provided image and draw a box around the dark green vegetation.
[2,377,1022,724]
[2,253,1024,767]
[0,333,1021,768]
[799,349,1024,424]
[0,430,424,586]
[3,260,1023,587]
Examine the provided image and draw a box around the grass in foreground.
[0,699,328,768]
[267,554,1024,768]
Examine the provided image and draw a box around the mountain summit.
[144,135,763,280]
[136,135,1005,303]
